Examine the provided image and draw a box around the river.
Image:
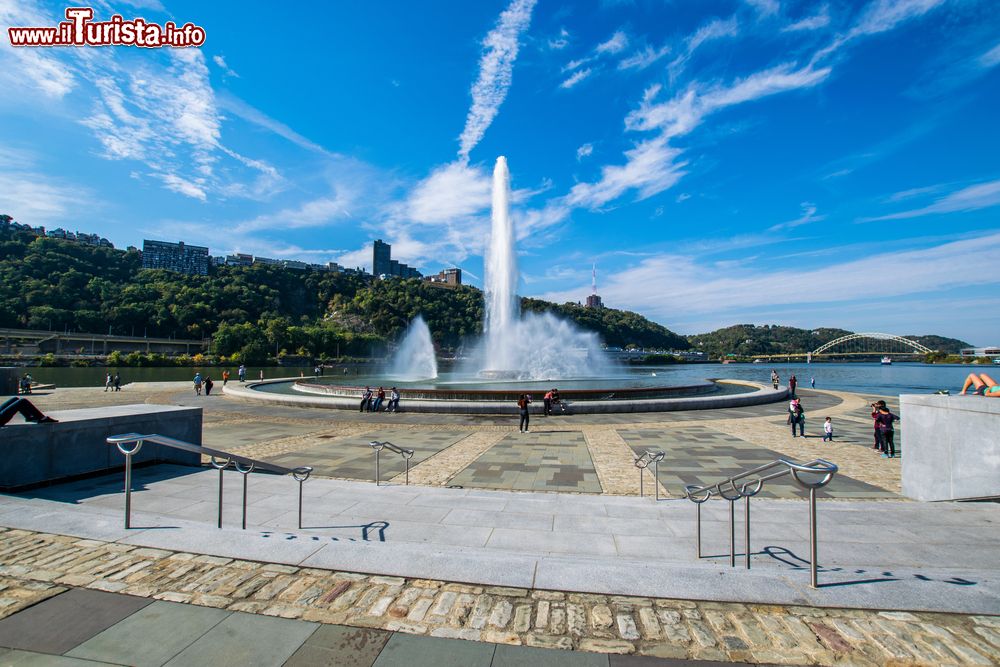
[19,362,987,397]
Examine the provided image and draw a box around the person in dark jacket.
[875,406,900,458]
[517,394,531,433]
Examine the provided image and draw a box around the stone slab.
[0,588,152,654]
[494,644,609,666]
[162,611,317,667]
[372,633,495,667]
[67,601,230,667]
[900,394,1000,501]
[0,651,123,666]
[284,625,390,667]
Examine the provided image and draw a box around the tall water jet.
[388,316,438,380]
[477,156,614,380]
[482,156,519,374]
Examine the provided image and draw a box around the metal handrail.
[369,441,414,486]
[107,433,313,531]
[633,450,665,500]
[684,457,838,588]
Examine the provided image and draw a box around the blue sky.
[1,0,998,344]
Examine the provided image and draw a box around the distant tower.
[585,263,604,308]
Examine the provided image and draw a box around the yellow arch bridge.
[750,333,933,362]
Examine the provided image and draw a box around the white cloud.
[576,143,593,160]
[457,0,538,163]
[979,43,1000,69]
[618,44,671,71]
[217,93,331,156]
[744,0,780,17]
[676,193,691,203]
[562,57,592,72]
[405,161,491,224]
[768,202,824,231]
[668,16,740,78]
[813,0,945,63]
[539,233,1000,324]
[782,7,831,32]
[865,179,1000,221]
[0,2,76,99]
[157,173,207,201]
[0,170,91,225]
[596,30,629,55]
[566,62,829,209]
[235,189,355,233]
[212,55,239,78]
[559,68,593,89]
[548,28,569,50]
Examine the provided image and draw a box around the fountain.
[477,156,613,380]
[388,315,438,380]
[240,156,780,412]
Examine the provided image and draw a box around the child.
[823,417,833,442]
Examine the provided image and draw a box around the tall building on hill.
[425,268,462,288]
[141,239,209,275]
[372,239,422,279]
[586,264,604,308]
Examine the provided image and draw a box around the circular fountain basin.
[226,371,787,414]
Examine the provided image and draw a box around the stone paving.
[0,528,998,666]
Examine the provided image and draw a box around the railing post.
[653,458,659,501]
[292,467,312,531]
[405,456,410,486]
[729,499,735,568]
[114,439,143,530]
[638,464,644,498]
[210,456,230,529]
[375,447,380,486]
[696,502,702,558]
[809,486,818,588]
[234,461,254,530]
[745,495,751,570]
[124,452,133,529]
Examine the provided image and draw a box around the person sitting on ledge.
[0,397,58,426]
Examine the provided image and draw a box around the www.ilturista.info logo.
[8,7,206,48]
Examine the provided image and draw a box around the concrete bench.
[0,404,201,490]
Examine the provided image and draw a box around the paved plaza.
[0,383,995,665]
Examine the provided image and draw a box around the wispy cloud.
[618,44,671,71]
[0,169,92,225]
[217,93,331,156]
[404,161,491,225]
[768,202,824,231]
[979,42,1000,69]
[457,0,538,163]
[744,0,780,17]
[596,30,629,55]
[212,55,239,78]
[813,0,945,63]
[548,28,569,50]
[539,233,1000,327]
[668,16,740,78]
[234,189,356,233]
[564,62,829,209]
[782,7,831,32]
[559,68,593,89]
[576,143,593,160]
[864,179,1000,221]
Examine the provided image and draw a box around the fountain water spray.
[388,315,438,380]
[477,156,613,380]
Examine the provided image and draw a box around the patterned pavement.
[447,431,603,493]
[618,425,894,499]
[268,430,471,482]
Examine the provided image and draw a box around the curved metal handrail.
[683,456,838,588]
[106,433,313,531]
[633,450,664,500]
[369,441,415,486]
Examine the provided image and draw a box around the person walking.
[810,377,815,388]
[222,370,230,386]
[104,372,113,392]
[875,405,900,458]
[771,370,779,390]
[258,370,264,382]
[193,372,203,396]
[204,376,214,396]
[788,398,805,437]
[360,386,372,413]
[822,417,833,442]
[387,387,400,413]
[373,387,386,412]
[789,375,798,398]
[517,394,531,433]
[238,365,246,382]
[113,372,121,392]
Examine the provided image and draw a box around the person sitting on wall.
[0,397,58,426]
